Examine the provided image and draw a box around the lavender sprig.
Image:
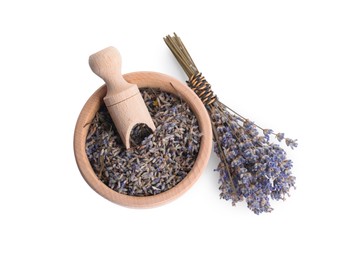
[211,104,296,214]
[164,33,297,214]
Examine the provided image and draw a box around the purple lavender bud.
[243,120,254,130]
[276,133,285,142]
[263,129,273,141]
[285,138,298,149]
[263,129,273,136]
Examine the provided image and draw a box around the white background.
[1,1,347,259]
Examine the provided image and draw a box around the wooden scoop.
[89,47,156,149]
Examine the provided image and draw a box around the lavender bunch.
[164,33,297,214]
[211,104,296,214]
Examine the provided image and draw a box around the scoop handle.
[89,47,131,95]
[88,46,156,149]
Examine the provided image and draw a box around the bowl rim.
[74,71,212,208]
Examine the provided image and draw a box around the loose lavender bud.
[85,88,201,197]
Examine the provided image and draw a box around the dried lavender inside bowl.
[86,88,201,196]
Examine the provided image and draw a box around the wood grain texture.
[89,47,156,149]
[74,72,212,208]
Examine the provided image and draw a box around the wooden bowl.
[74,72,212,208]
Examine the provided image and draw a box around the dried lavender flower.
[263,129,273,141]
[285,138,298,149]
[86,88,201,196]
[276,133,285,142]
[164,33,297,214]
[210,104,296,214]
